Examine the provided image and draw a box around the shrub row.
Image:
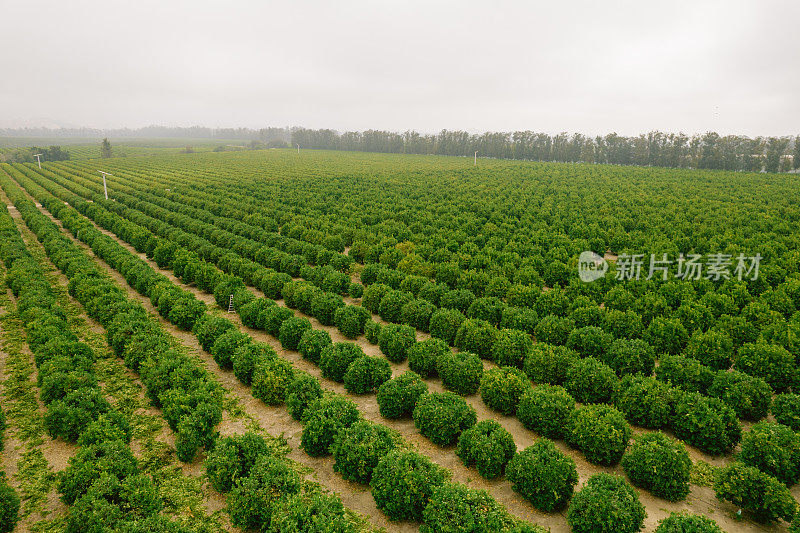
[204,432,360,531]
[0,175,191,531]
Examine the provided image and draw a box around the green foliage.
[213,275,246,309]
[436,350,483,395]
[262,305,294,336]
[429,308,466,345]
[566,326,613,359]
[252,356,295,405]
[441,289,476,313]
[614,376,675,429]
[232,342,275,385]
[567,474,646,533]
[708,369,772,421]
[348,282,364,299]
[644,317,689,355]
[456,420,516,479]
[671,392,741,455]
[500,306,539,336]
[285,373,323,421]
[270,491,357,533]
[377,323,416,363]
[297,329,332,364]
[418,281,448,306]
[192,315,236,352]
[413,392,477,446]
[408,338,450,378]
[58,440,139,505]
[204,432,272,492]
[226,455,302,530]
[533,314,574,345]
[421,483,520,533]
[507,439,578,512]
[773,393,800,431]
[492,328,534,367]
[691,460,720,488]
[603,338,656,377]
[320,342,366,382]
[517,384,576,439]
[39,369,97,405]
[523,343,578,385]
[310,292,345,326]
[44,387,111,442]
[570,305,604,328]
[278,316,312,351]
[602,308,643,339]
[378,289,413,323]
[343,356,392,394]
[0,406,6,452]
[334,305,370,339]
[100,137,112,158]
[371,449,448,521]
[714,462,797,523]
[654,512,723,533]
[622,432,691,501]
[686,329,734,370]
[301,396,360,456]
[402,298,437,331]
[565,404,631,466]
[565,357,618,404]
[735,342,796,393]
[0,475,20,533]
[362,283,390,313]
[467,296,506,326]
[376,371,428,419]
[454,319,498,359]
[65,473,163,533]
[332,420,399,484]
[210,329,250,370]
[655,354,714,394]
[740,422,800,486]
[364,319,381,344]
[76,411,132,446]
[479,366,530,415]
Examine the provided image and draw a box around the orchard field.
[1,148,800,533]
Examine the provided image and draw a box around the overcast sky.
[1,0,798,137]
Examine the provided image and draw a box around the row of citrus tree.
[3,166,553,532]
[0,169,370,532]
[9,164,790,529]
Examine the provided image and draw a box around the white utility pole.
[33,154,43,169]
[296,144,300,154]
[474,151,478,166]
[98,171,112,200]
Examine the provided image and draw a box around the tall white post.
[474,151,478,165]
[99,171,111,200]
[296,144,300,154]
[34,154,43,169]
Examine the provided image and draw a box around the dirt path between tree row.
[3,189,245,532]
[22,183,795,533]
[7,188,407,533]
[0,276,70,532]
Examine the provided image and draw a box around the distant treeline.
[0,126,291,142]
[2,126,798,172]
[290,129,800,173]
[1,145,70,163]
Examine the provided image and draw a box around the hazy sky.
[1,0,798,136]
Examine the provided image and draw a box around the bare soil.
[17,182,791,533]
[15,193,407,533]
